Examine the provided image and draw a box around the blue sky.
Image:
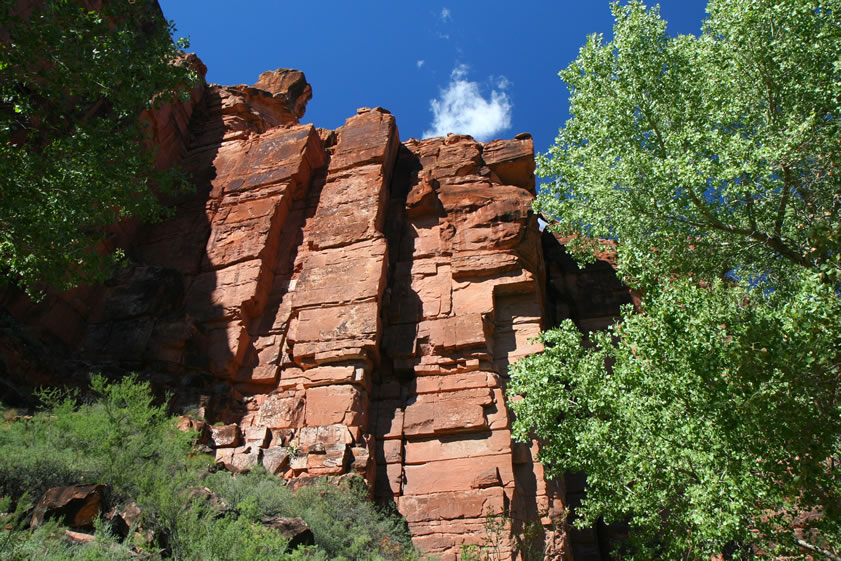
[158,1,709,155]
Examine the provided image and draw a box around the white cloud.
[440,7,451,22]
[423,65,512,142]
[417,60,425,69]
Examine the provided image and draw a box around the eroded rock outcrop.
[372,133,566,559]
[0,65,637,561]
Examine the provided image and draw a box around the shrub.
[0,375,419,561]
[204,469,417,561]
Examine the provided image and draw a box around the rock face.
[0,66,635,561]
[376,134,562,560]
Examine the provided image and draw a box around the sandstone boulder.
[261,516,315,550]
[262,447,291,475]
[31,484,109,529]
[104,502,142,538]
[210,423,240,448]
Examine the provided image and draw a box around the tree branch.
[640,98,667,158]
[683,183,811,268]
[775,164,793,239]
[796,539,841,561]
[746,189,758,233]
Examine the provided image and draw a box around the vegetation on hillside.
[0,376,418,561]
[509,1,841,559]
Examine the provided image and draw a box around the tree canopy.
[0,0,196,295]
[509,1,841,559]
[532,0,841,288]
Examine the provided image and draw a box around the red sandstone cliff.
[0,66,634,561]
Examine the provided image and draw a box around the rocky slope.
[0,65,634,560]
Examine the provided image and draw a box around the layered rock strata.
[0,66,635,561]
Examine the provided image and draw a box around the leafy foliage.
[510,1,841,559]
[204,470,417,561]
[0,374,196,503]
[0,375,418,561]
[0,0,197,294]
[511,276,841,559]
[534,0,841,289]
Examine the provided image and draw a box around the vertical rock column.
[376,134,569,560]
[184,122,327,380]
[236,108,400,482]
[90,70,324,377]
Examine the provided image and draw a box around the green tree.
[509,1,841,559]
[533,0,841,287]
[0,0,196,295]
